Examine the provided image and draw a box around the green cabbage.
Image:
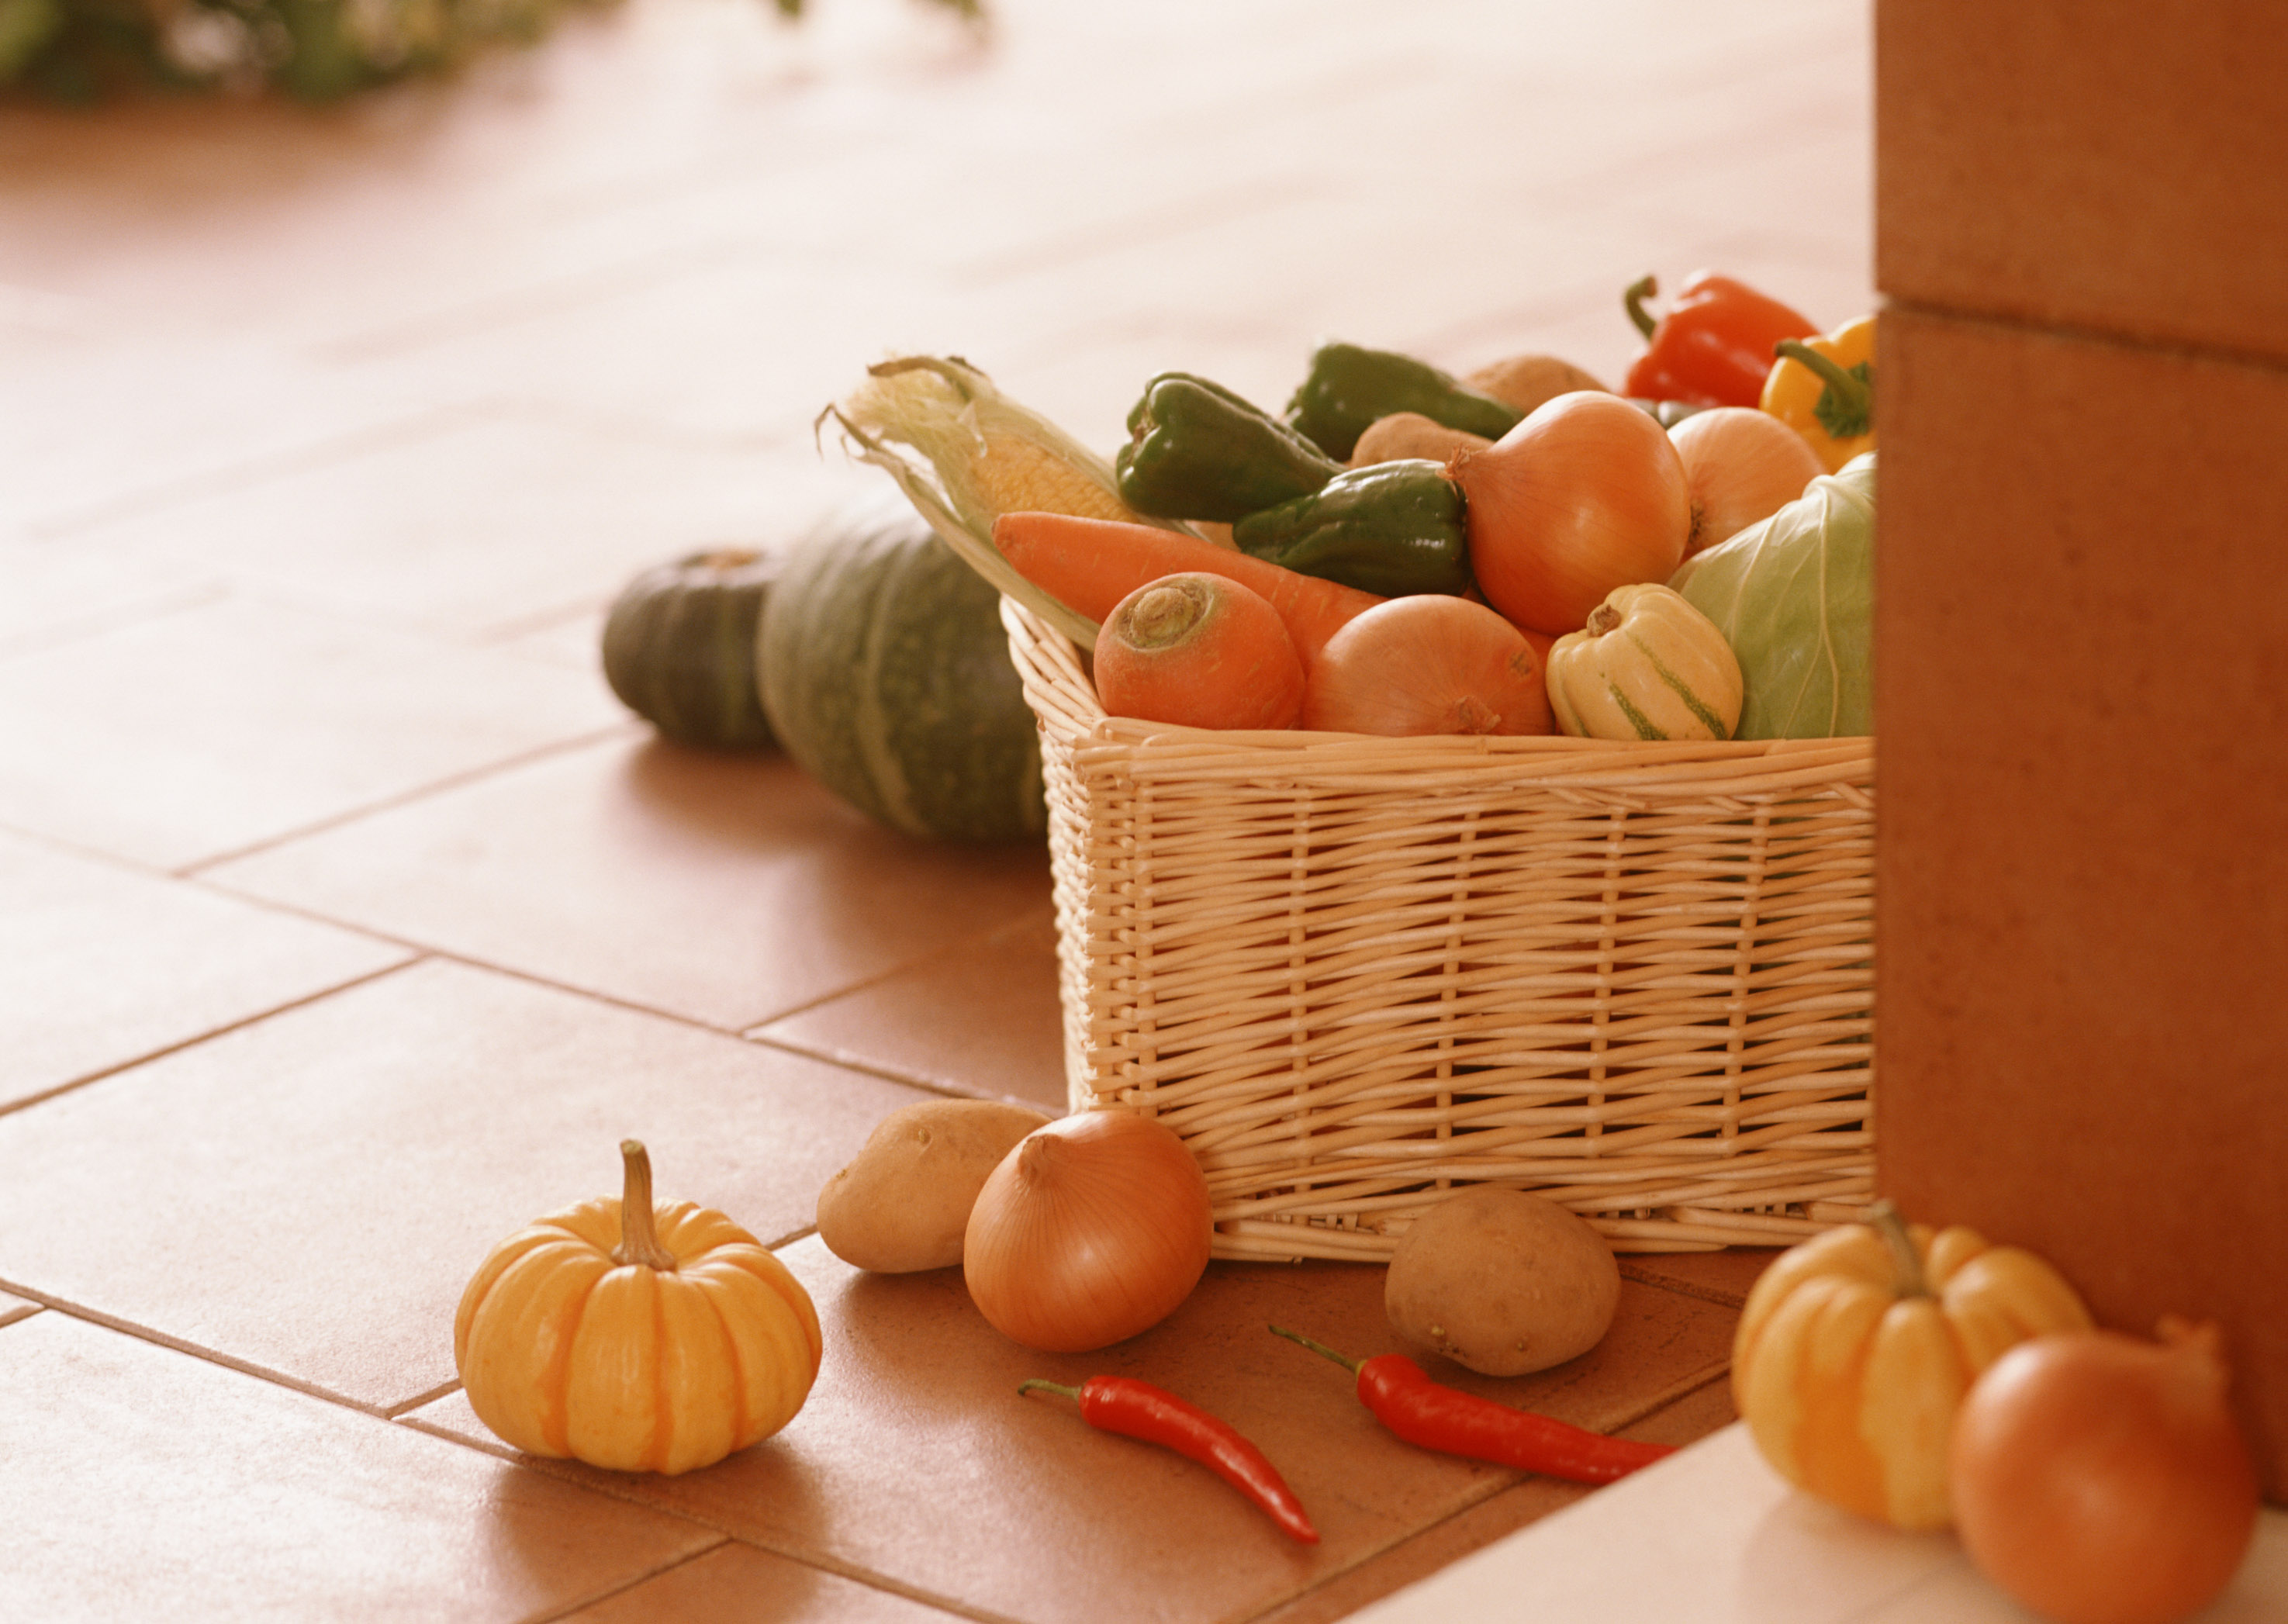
[1668,451,1875,738]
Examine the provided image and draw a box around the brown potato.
[816,1099,1051,1272]
[1347,412,1491,468]
[1383,1186,1619,1376]
[1463,354,1610,417]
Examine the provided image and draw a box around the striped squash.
[758,492,1045,843]
[1543,582,1744,742]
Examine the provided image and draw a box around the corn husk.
[820,355,1197,650]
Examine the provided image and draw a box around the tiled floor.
[0,1,1873,1618]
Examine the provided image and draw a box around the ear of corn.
[821,355,1205,650]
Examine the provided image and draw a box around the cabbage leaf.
[1668,451,1875,738]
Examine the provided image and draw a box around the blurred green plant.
[2,0,978,102]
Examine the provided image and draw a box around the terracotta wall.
[1873,2,2288,1499]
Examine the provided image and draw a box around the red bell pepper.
[1621,272,1820,409]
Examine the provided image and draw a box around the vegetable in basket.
[1284,340,1523,462]
[1450,389,1693,637]
[1668,451,1875,739]
[990,510,1385,675]
[1763,315,1877,472]
[820,354,1194,650]
[1233,458,1472,599]
[1622,271,1822,409]
[1544,582,1744,743]
[1115,371,1342,523]
[1094,572,1307,731]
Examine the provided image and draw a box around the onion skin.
[1667,406,1823,558]
[1450,391,1692,636]
[1950,1321,2262,1624]
[1301,594,1553,737]
[963,1111,1213,1354]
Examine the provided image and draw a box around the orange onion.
[1950,1319,2262,1624]
[1301,593,1552,737]
[1448,391,1691,636]
[1668,406,1823,557]
[962,1111,1213,1353]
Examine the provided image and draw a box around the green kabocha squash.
[601,549,779,750]
[759,493,1045,843]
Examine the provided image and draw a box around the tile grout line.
[516,1538,734,1624]
[0,955,430,1123]
[400,1422,1032,1624]
[1229,1365,1739,1624]
[175,720,645,878]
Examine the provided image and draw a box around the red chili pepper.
[1270,1325,1676,1486]
[1019,1376,1320,1544]
[1621,271,1821,409]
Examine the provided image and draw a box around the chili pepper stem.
[1268,1324,1362,1372]
[1017,1378,1084,1402]
[1624,275,1660,339]
[1864,1199,1929,1298]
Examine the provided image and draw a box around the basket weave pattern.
[1004,599,1876,1258]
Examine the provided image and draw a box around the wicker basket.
[1003,598,1875,1259]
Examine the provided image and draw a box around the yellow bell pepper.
[1761,315,1875,472]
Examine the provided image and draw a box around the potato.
[1462,353,1610,416]
[1347,411,1491,468]
[816,1099,1050,1272]
[1384,1187,1619,1377]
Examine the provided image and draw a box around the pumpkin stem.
[1863,1198,1927,1297]
[612,1139,679,1272]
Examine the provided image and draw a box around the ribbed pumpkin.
[759,492,1045,843]
[454,1141,823,1477]
[601,549,779,749]
[1543,582,1744,741]
[1732,1201,2093,1530]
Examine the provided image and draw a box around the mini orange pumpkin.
[454,1140,822,1476]
[1732,1200,2091,1530]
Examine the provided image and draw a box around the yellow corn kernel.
[969,434,1142,525]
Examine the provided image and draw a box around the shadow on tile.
[408,1235,1737,1624]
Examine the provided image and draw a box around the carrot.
[1094,573,1305,731]
[990,510,1386,670]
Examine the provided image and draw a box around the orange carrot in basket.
[1095,572,1306,731]
[990,510,1386,670]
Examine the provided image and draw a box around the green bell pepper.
[1284,341,1523,462]
[1114,372,1343,523]
[1233,459,1471,599]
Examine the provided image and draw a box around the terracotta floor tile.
[558,1542,970,1623]
[81,416,833,642]
[206,735,1054,1031]
[0,1311,721,1624]
[0,540,222,658]
[1619,1246,1786,1310]
[0,593,625,870]
[0,829,413,1113]
[0,959,934,1411]
[0,326,451,541]
[407,1235,1736,1624]
[1251,1375,1740,1624]
[753,907,1069,1114]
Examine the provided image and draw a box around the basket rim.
[1000,595,1875,783]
